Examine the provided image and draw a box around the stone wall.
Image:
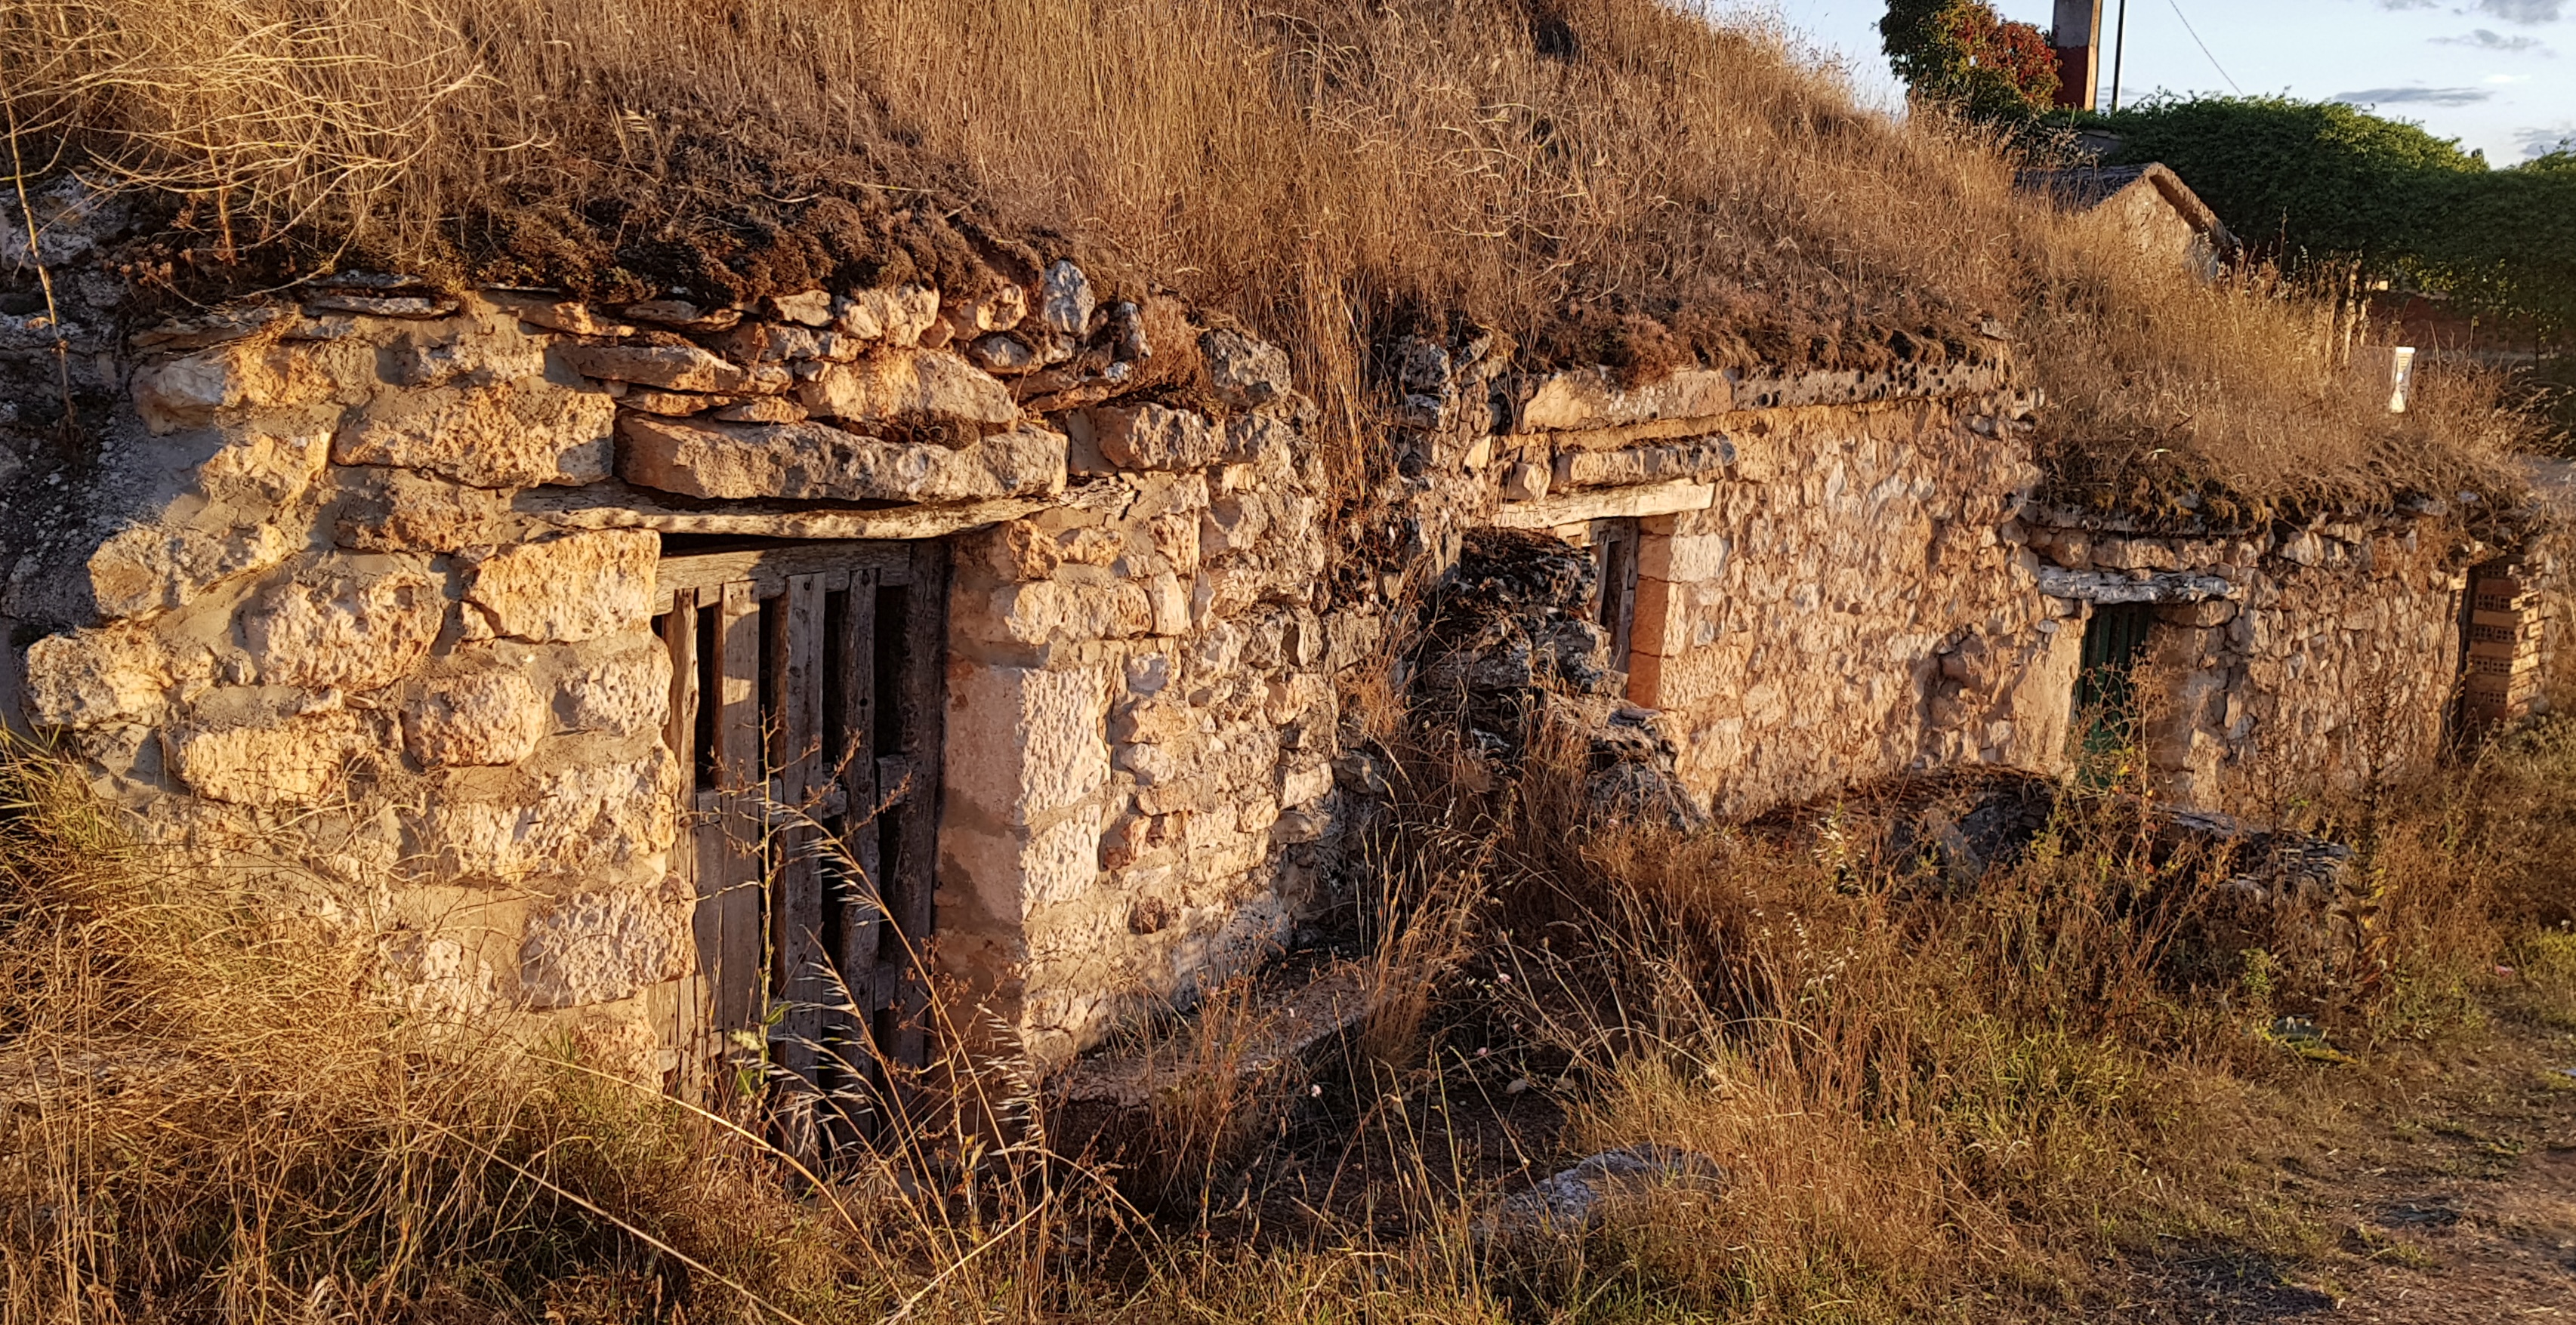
[1453,359,2075,818]
[2025,511,2476,811]
[0,239,2535,1080]
[0,260,1347,1077]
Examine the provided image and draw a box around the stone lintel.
[517,482,1050,542]
[2036,565,2236,604]
[1492,479,1715,530]
[1506,361,2012,436]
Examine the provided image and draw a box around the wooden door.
[652,538,946,1151]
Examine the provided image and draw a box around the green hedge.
[2071,96,2573,333]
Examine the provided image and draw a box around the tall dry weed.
[1,0,2514,503]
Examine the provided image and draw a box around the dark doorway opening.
[2075,602,2157,779]
[1590,519,1640,676]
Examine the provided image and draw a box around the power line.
[2167,0,2243,94]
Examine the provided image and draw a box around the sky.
[1745,0,2575,163]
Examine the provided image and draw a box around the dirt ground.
[2124,1002,2576,1322]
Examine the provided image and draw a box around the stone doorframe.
[651,538,947,1149]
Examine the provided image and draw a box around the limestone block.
[376,930,501,1018]
[767,289,835,327]
[1201,490,1272,557]
[404,669,548,767]
[954,284,1028,334]
[2090,538,2179,572]
[795,347,1018,429]
[1492,479,1714,529]
[384,322,551,388]
[1109,694,1200,745]
[944,664,1109,826]
[1091,404,1220,471]
[484,293,634,337]
[89,519,301,620]
[1513,368,1732,433]
[554,636,673,736]
[131,340,337,434]
[1149,510,1202,578]
[421,751,678,884]
[243,570,446,692]
[1638,532,1729,583]
[969,335,1038,374]
[834,285,939,346]
[333,468,512,552]
[466,529,656,642]
[946,805,1106,924]
[1504,461,1550,501]
[23,626,184,728]
[1280,760,1334,808]
[558,344,751,393]
[1057,527,1123,567]
[1556,440,1734,489]
[1146,572,1192,636]
[1189,566,1267,630]
[332,377,615,489]
[618,414,1065,503]
[1200,328,1292,411]
[1124,650,1174,696]
[518,881,693,1008]
[1628,576,1687,658]
[966,578,1152,646]
[1039,261,1096,337]
[165,708,372,806]
[197,426,332,507]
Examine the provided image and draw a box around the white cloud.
[2435,28,2551,51]
[2477,0,2566,23]
[2335,85,2498,105]
[2517,122,2576,156]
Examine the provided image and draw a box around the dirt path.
[2133,1011,2576,1321]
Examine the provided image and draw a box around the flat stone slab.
[519,480,1050,542]
[618,413,1065,503]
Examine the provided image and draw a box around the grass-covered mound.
[0,0,2539,513]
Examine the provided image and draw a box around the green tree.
[1881,0,2059,120]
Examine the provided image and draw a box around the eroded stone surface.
[332,468,513,552]
[1091,404,1220,471]
[518,881,691,1008]
[332,377,615,488]
[242,570,446,692]
[554,636,671,736]
[794,347,1018,429]
[465,530,656,642]
[131,340,338,433]
[418,751,677,885]
[619,414,1064,502]
[89,521,301,620]
[557,344,749,393]
[403,668,548,767]
[1513,367,1733,433]
[165,708,374,806]
[23,627,187,728]
[1200,329,1291,411]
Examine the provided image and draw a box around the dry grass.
[0,0,2532,506]
[4,690,2574,1317]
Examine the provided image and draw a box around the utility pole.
[2109,0,2129,112]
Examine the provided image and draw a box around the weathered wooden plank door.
[652,538,946,1151]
